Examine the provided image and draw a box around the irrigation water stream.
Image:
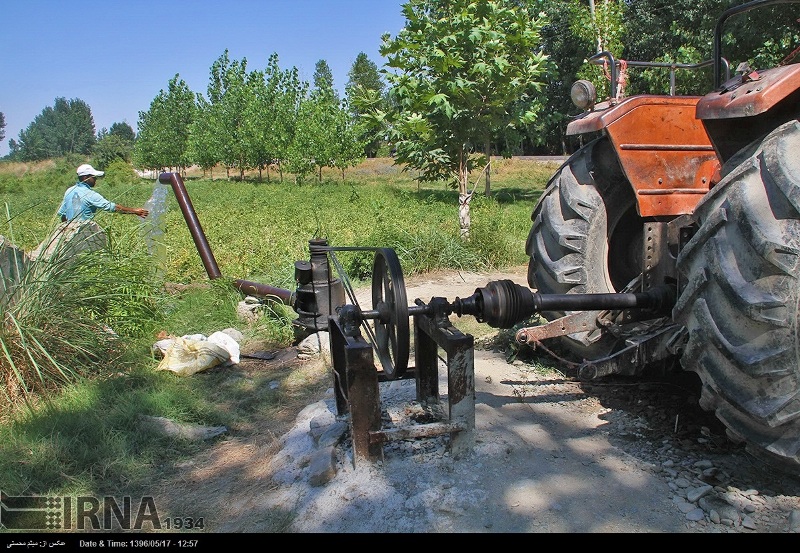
[142,181,170,275]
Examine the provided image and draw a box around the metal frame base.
[329,306,475,466]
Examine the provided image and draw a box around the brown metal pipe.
[158,172,294,305]
[159,172,221,279]
[232,278,294,304]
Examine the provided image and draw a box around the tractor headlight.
[570,80,597,111]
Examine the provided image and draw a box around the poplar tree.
[346,52,387,158]
[133,75,196,172]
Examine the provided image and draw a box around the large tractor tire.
[526,137,644,360]
[673,120,800,471]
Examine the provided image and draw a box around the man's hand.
[116,205,150,217]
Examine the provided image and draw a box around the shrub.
[102,160,139,188]
[0,219,166,407]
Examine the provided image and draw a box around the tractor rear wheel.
[673,120,800,472]
[526,136,643,360]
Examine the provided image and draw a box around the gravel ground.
[260,351,800,533]
[260,267,800,533]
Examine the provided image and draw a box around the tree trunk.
[458,152,471,240]
[589,0,602,53]
[484,140,491,197]
[459,192,471,240]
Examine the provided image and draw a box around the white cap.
[77,164,104,178]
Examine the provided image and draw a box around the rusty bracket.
[516,310,602,344]
[329,303,475,466]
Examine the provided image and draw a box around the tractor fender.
[567,96,719,217]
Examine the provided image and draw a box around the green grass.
[151,174,541,289]
[1,157,556,288]
[0,156,556,522]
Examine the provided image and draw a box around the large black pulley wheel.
[674,121,800,472]
[371,248,410,380]
[525,137,643,360]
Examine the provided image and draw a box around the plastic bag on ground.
[156,336,231,376]
[208,331,240,364]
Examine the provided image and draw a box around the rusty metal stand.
[329,299,475,466]
[329,314,383,462]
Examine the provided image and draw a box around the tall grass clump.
[0,218,166,410]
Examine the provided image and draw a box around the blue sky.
[0,0,407,157]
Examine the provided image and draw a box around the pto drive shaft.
[452,280,676,329]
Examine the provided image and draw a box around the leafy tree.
[725,2,800,70]
[9,98,95,161]
[202,50,256,180]
[313,59,338,103]
[572,0,625,57]
[622,0,800,96]
[8,139,19,158]
[186,51,308,182]
[287,58,356,182]
[109,121,136,142]
[133,74,196,172]
[94,121,135,168]
[240,53,307,183]
[286,96,320,181]
[379,0,549,237]
[620,0,719,94]
[132,106,161,172]
[270,62,307,182]
[566,0,625,96]
[346,53,387,158]
[527,0,800,157]
[246,55,282,182]
[330,98,367,180]
[0,111,5,144]
[346,53,386,98]
[524,0,623,155]
[288,71,342,182]
[93,134,133,168]
[187,94,223,178]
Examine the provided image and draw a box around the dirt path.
[152,265,800,533]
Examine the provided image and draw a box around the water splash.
[142,181,170,276]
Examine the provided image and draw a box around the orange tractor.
[521,0,800,470]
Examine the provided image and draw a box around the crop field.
[1,157,560,292]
